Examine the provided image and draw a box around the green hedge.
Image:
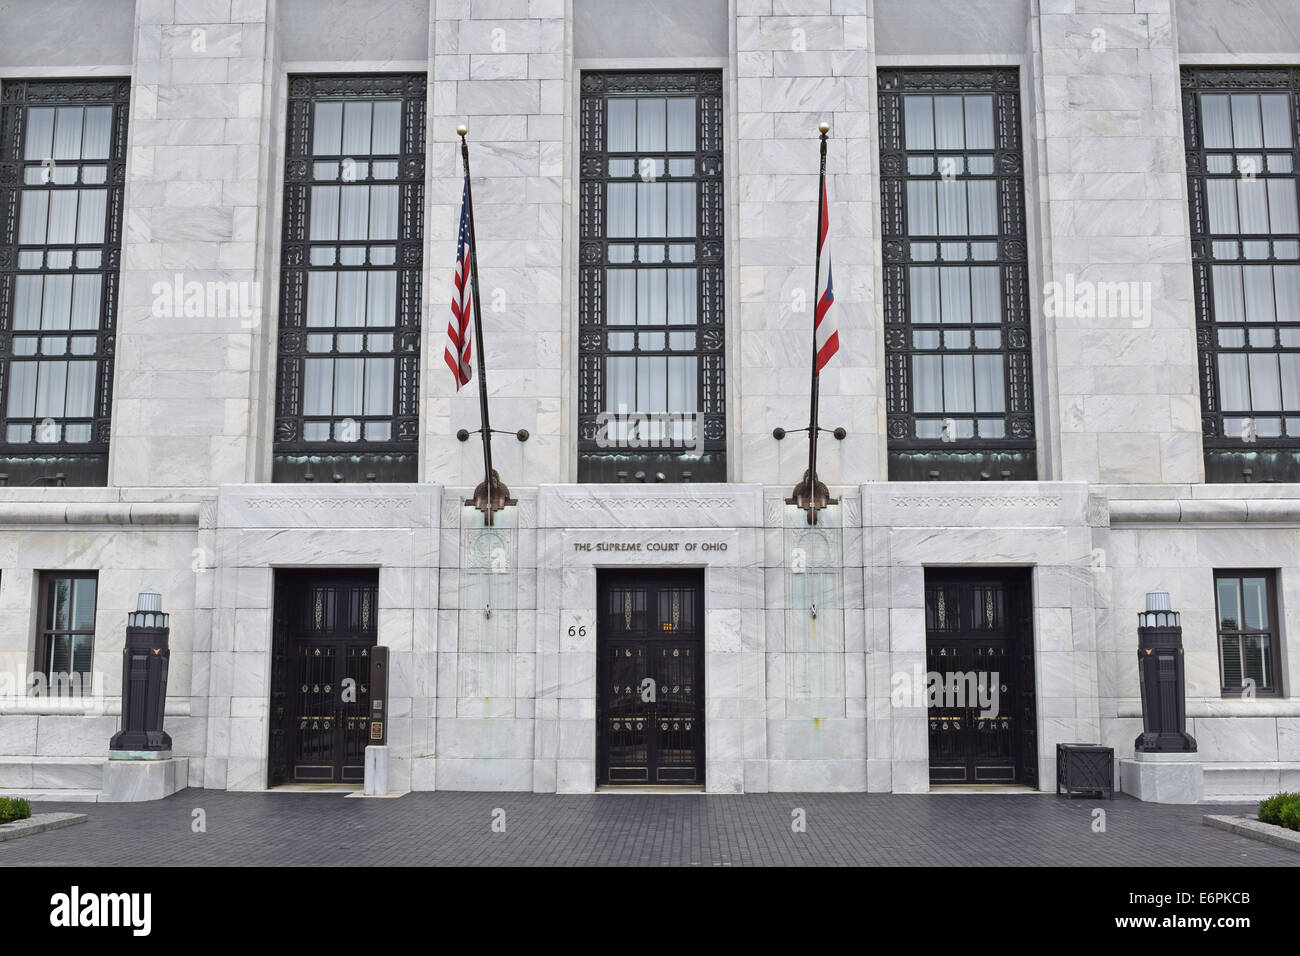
[0,796,32,824]
[1258,792,1300,832]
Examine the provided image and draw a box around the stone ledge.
[1109,498,1300,524]
[1203,814,1300,853]
[0,812,88,843]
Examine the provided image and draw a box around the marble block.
[101,757,190,802]
[1119,752,1204,804]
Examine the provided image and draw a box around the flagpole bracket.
[465,469,517,526]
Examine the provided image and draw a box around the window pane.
[607,183,635,237]
[637,98,665,152]
[18,191,49,245]
[65,362,95,417]
[35,360,68,417]
[313,102,343,154]
[1230,94,1263,149]
[970,267,1000,323]
[967,180,997,234]
[1217,577,1242,629]
[974,354,1005,412]
[338,185,369,241]
[1281,353,1300,408]
[367,184,398,241]
[71,275,101,329]
[42,275,73,329]
[939,266,971,323]
[336,272,366,326]
[24,107,55,160]
[1201,94,1232,149]
[637,182,665,237]
[332,357,364,415]
[310,186,340,240]
[364,357,393,416]
[933,96,964,150]
[942,354,974,412]
[76,189,106,244]
[371,101,401,154]
[53,107,84,160]
[1241,576,1269,629]
[82,107,112,160]
[71,577,96,630]
[906,181,936,235]
[307,272,337,327]
[607,355,635,414]
[666,269,696,325]
[936,180,968,235]
[607,98,636,151]
[1267,179,1299,233]
[1236,179,1269,233]
[1275,265,1300,319]
[667,182,695,237]
[910,266,940,323]
[366,270,396,326]
[666,98,695,151]
[637,355,667,412]
[637,269,666,324]
[1206,180,1238,233]
[903,95,933,150]
[1249,354,1282,410]
[1242,265,1275,322]
[607,270,635,325]
[1220,632,1242,688]
[912,355,942,412]
[964,95,994,150]
[7,362,37,418]
[1212,265,1245,322]
[1217,353,1250,410]
[341,101,372,155]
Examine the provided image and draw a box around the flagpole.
[806,121,830,524]
[458,124,496,523]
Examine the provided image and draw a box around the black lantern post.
[1134,588,1197,753]
[109,591,172,753]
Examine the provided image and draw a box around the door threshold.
[596,785,705,794]
[926,784,1040,794]
[269,783,362,793]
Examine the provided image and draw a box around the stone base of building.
[101,757,189,803]
[1120,752,1205,804]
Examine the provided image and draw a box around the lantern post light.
[109,590,173,755]
[1134,588,1197,754]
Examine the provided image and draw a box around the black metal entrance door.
[925,569,1037,786]
[597,570,704,785]
[268,571,378,785]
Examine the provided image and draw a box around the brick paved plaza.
[0,791,1291,867]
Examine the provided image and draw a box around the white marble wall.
[1028,0,1203,483]
[735,0,881,487]
[423,0,569,486]
[111,0,275,487]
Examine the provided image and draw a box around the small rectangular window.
[1213,570,1283,696]
[35,571,98,696]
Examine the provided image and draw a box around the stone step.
[0,788,101,803]
[0,756,104,791]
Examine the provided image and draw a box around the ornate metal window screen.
[0,79,129,487]
[1183,69,1300,482]
[878,69,1035,480]
[274,74,426,483]
[578,71,725,482]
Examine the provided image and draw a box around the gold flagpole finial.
[457,124,469,137]
[818,121,830,134]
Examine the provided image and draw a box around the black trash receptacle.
[1056,743,1115,798]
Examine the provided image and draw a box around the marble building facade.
[0,0,1297,802]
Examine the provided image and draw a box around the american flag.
[814,177,839,373]
[445,183,473,389]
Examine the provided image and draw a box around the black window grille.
[274,74,426,483]
[878,69,1035,480]
[0,79,129,487]
[1183,68,1300,482]
[578,71,725,483]
[1213,569,1283,696]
